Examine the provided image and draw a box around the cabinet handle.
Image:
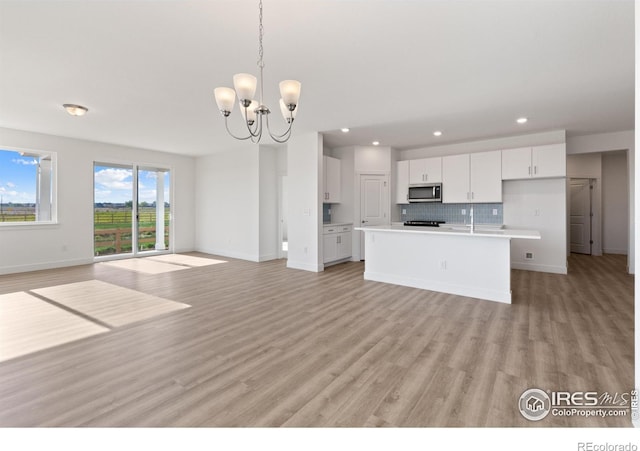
[425,173,428,181]
[534,165,537,175]
[337,236,341,244]
[471,192,474,199]
[528,166,531,175]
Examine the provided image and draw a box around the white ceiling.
[0,0,634,156]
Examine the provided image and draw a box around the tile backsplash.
[323,204,332,223]
[400,202,503,224]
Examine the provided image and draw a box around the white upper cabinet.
[470,150,502,202]
[395,160,409,204]
[323,155,341,203]
[533,143,566,178]
[442,151,502,203]
[442,154,470,203]
[502,143,566,180]
[409,157,442,184]
[501,147,531,180]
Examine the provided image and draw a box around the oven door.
[408,184,442,202]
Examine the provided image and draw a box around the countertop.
[355,224,540,240]
[323,222,353,227]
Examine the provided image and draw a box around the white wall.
[195,144,260,261]
[0,127,196,275]
[286,132,322,272]
[602,151,629,254]
[355,146,392,172]
[259,146,278,261]
[503,178,567,274]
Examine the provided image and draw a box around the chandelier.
[214,0,301,144]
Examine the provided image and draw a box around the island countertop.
[355,224,540,240]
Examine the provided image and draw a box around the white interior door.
[359,174,389,260]
[570,178,591,254]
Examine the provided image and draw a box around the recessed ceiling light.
[516,117,528,124]
[433,131,443,137]
[63,104,88,116]
[341,128,350,133]
[372,141,380,146]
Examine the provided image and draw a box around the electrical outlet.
[461,209,466,215]
[525,252,534,260]
[304,247,308,254]
[534,209,540,216]
[492,209,498,215]
[328,209,331,214]
[439,260,447,270]
[402,208,406,215]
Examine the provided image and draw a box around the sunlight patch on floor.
[32,280,190,328]
[0,291,108,362]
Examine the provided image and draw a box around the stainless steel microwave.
[408,183,442,203]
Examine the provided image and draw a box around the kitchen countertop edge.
[355,224,540,240]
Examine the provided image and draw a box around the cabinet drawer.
[324,224,352,235]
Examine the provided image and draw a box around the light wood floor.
[0,253,633,427]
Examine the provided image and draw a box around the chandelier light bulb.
[233,73,257,105]
[214,87,236,115]
[279,80,301,109]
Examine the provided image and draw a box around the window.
[0,148,56,223]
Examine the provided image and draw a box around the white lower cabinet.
[323,224,352,265]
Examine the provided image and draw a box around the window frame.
[0,146,58,227]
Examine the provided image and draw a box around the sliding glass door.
[94,163,171,258]
[137,167,170,253]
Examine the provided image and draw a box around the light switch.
[461,209,466,215]
[402,209,406,215]
[492,209,498,215]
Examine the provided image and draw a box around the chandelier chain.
[258,0,264,69]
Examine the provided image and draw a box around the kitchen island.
[355,224,540,303]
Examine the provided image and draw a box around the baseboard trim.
[602,248,628,255]
[511,262,567,274]
[194,247,259,262]
[258,253,279,262]
[286,260,322,272]
[0,257,94,275]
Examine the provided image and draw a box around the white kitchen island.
[355,225,540,304]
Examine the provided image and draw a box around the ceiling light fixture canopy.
[214,0,301,144]
[63,104,88,116]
